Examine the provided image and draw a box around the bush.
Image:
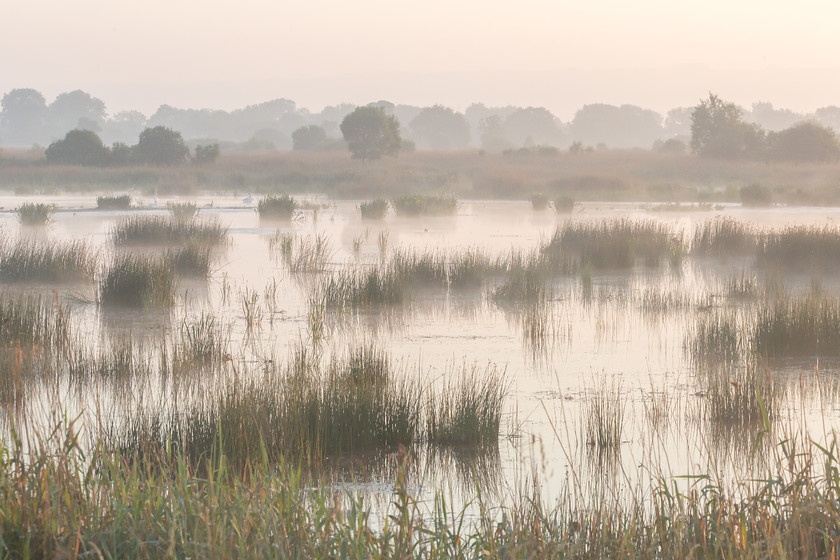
[193,144,220,165]
[45,129,109,166]
[740,184,772,206]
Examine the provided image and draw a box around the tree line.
[2,88,839,164]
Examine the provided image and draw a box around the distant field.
[4,149,840,204]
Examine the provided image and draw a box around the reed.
[553,195,577,213]
[96,194,132,210]
[257,193,298,220]
[111,215,228,246]
[0,238,98,282]
[752,294,840,357]
[167,201,198,221]
[271,233,332,273]
[691,217,757,257]
[529,192,550,210]
[756,225,840,270]
[17,202,53,226]
[426,366,506,447]
[391,193,458,217]
[165,243,213,276]
[359,198,389,220]
[99,254,177,308]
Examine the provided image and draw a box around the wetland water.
[5,195,840,512]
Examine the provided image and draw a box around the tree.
[1,88,48,146]
[292,125,328,150]
[44,129,109,166]
[340,106,401,160]
[478,115,507,151]
[571,104,663,149]
[408,105,470,150]
[133,126,189,165]
[48,90,106,138]
[690,93,765,159]
[193,143,220,165]
[502,107,564,147]
[766,122,840,163]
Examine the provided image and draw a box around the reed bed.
[17,202,53,226]
[258,193,298,220]
[426,367,506,447]
[99,254,177,308]
[756,224,840,270]
[0,238,98,282]
[582,380,625,453]
[313,266,406,309]
[359,197,389,220]
[543,219,683,270]
[492,251,551,303]
[689,311,742,365]
[0,294,69,350]
[96,194,132,210]
[391,193,458,217]
[164,243,213,276]
[110,215,228,246]
[752,294,840,357]
[691,217,758,257]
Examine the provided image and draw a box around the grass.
[96,194,132,209]
[359,198,389,220]
[314,266,407,310]
[689,311,742,365]
[17,202,53,226]
[492,250,551,303]
[99,254,177,308]
[167,201,197,220]
[165,243,212,276]
[752,293,840,357]
[0,238,98,282]
[582,380,625,453]
[258,193,298,220]
[111,215,228,246]
[391,193,458,217]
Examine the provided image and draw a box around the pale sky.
[4,0,840,118]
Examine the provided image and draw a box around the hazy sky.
[4,0,840,118]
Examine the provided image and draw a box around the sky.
[3,0,840,118]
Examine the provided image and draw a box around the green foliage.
[257,194,298,220]
[340,106,401,160]
[133,126,190,166]
[44,129,109,166]
[192,143,220,165]
[17,202,53,225]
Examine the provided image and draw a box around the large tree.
[690,94,764,159]
[0,88,48,146]
[48,90,107,138]
[133,126,189,165]
[292,125,328,150]
[766,122,840,163]
[409,105,470,150]
[340,106,401,160]
[44,129,109,166]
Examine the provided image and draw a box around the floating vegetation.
[257,193,298,220]
[391,193,458,217]
[17,202,54,226]
[111,215,228,247]
[96,194,132,210]
[99,254,177,308]
[0,238,98,282]
[359,198,389,220]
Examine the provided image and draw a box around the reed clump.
[691,217,757,258]
[553,195,577,213]
[167,201,197,221]
[165,244,213,277]
[314,267,407,310]
[17,202,53,226]
[689,311,742,365]
[391,193,458,216]
[492,251,551,303]
[0,238,98,282]
[756,225,840,270]
[529,192,550,210]
[359,198,389,220]
[96,194,132,210]
[752,293,840,357]
[582,380,625,452]
[99,254,177,308]
[111,215,228,246]
[257,193,298,220]
[270,233,332,273]
[426,367,506,447]
[544,219,682,270]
